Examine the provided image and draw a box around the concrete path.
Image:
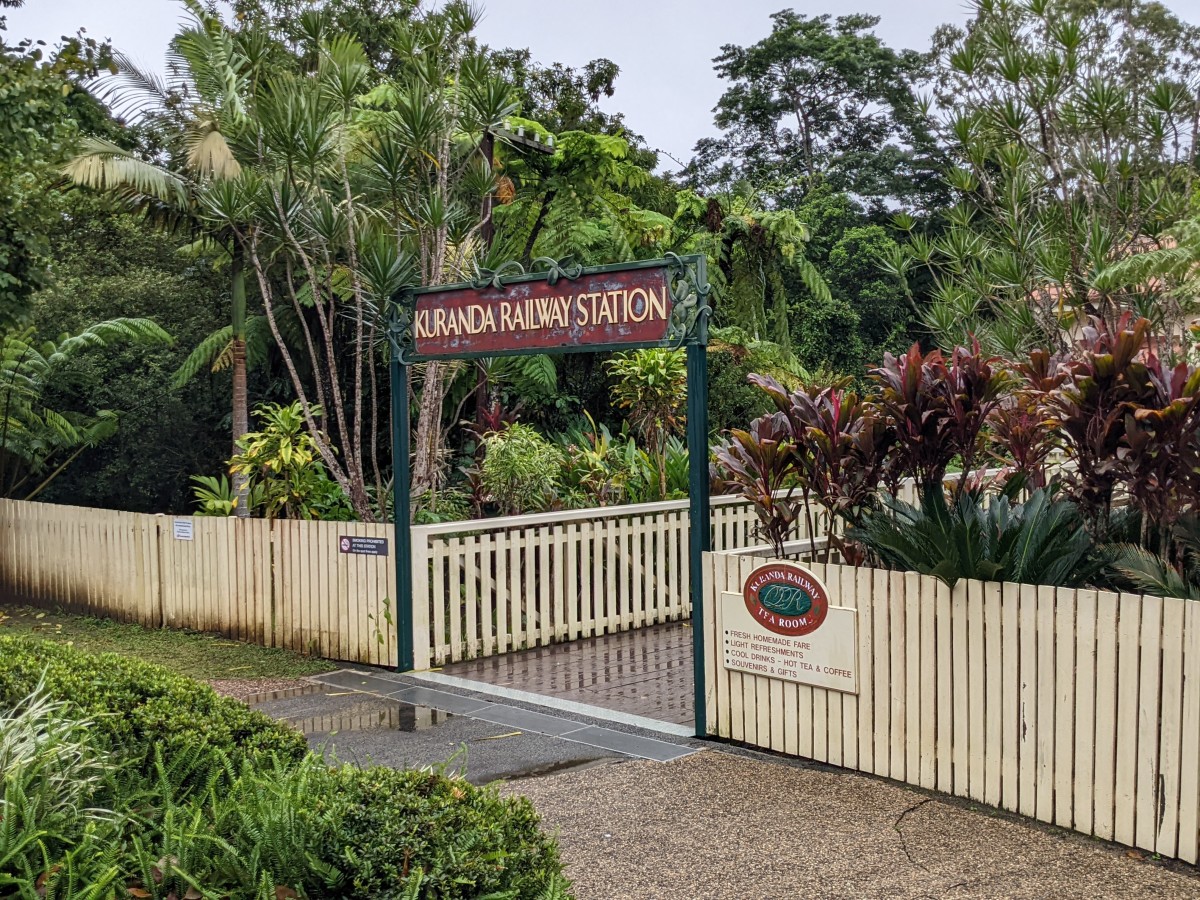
[514,750,1200,899]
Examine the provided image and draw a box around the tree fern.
[1,319,170,498]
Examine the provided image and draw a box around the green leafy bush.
[0,636,308,773]
[0,639,569,899]
[481,424,562,515]
[319,764,564,898]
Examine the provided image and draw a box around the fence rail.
[0,493,792,668]
[702,550,1200,866]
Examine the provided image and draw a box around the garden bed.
[0,636,569,899]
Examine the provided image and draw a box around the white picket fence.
[0,492,805,668]
[410,493,810,668]
[702,549,1200,866]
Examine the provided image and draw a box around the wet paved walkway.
[436,621,694,728]
[246,667,696,784]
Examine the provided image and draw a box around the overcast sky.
[7,0,1200,166]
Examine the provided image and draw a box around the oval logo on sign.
[743,562,830,636]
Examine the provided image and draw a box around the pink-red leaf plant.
[717,318,1200,591]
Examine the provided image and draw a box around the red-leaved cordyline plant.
[989,350,1067,490]
[1042,315,1157,539]
[714,413,804,559]
[1116,349,1200,551]
[871,341,1007,499]
[722,374,896,562]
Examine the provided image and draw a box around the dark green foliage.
[0,638,569,899]
[850,485,1100,588]
[0,636,308,771]
[826,225,913,355]
[491,48,627,137]
[791,293,865,376]
[30,195,233,513]
[322,764,564,899]
[685,11,939,209]
[0,38,75,327]
[707,348,777,436]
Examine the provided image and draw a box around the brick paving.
[438,621,694,727]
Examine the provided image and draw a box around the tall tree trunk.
[411,360,444,504]
[230,250,251,518]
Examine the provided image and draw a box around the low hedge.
[0,636,568,899]
[0,635,308,768]
[322,765,563,898]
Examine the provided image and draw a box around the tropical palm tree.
[63,0,261,514]
[0,318,172,499]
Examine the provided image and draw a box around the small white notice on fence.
[172,518,194,541]
[722,561,857,693]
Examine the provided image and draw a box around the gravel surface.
[209,677,310,702]
[512,749,1200,900]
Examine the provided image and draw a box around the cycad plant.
[849,482,1100,588]
[1108,518,1200,599]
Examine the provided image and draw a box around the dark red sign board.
[411,266,673,359]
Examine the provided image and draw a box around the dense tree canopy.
[685,11,942,211]
[13,0,1200,520]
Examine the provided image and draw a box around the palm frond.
[184,120,242,180]
[173,325,234,388]
[63,138,190,208]
[1109,544,1199,599]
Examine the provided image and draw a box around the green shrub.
[320,764,563,899]
[0,636,307,772]
[849,484,1101,588]
[481,424,562,515]
[0,640,570,899]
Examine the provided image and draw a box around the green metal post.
[687,336,710,739]
[390,352,414,671]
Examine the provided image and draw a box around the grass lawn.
[0,604,336,681]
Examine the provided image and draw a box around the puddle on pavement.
[286,698,454,736]
[244,683,332,704]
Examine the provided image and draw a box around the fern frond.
[173,325,234,387]
[49,318,173,364]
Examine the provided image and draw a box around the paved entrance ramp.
[427,622,694,734]
[247,668,697,785]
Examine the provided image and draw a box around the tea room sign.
[722,562,858,693]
